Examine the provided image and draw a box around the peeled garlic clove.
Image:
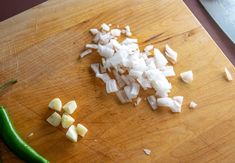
[180,71,193,83]
[76,124,88,137]
[66,125,78,142]
[63,100,77,114]
[48,98,62,112]
[224,67,233,81]
[61,114,75,128]
[189,101,197,109]
[47,112,62,127]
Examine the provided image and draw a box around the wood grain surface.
[0,0,235,162]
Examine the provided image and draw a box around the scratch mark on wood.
[143,32,164,43]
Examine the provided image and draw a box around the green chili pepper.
[0,106,49,163]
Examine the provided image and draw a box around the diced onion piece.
[224,67,233,81]
[106,79,119,93]
[173,96,184,105]
[170,101,182,113]
[91,63,100,75]
[180,70,193,83]
[157,98,174,107]
[98,45,114,58]
[129,69,143,79]
[48,98,62,112]
[85,44,98,49]
[76,124,88,137]
[157,96,183,113]
[144,45,154,52]
[101,23,110,31]
[130,83,140,98]
[122,38,138,44]
[147,95,158,110]
[96,73,111,83]
[63,100,77,114]
[80,49,92,58]
[137,77,152,90]
[111,29,121,37]
[99,63,106,73]
[121,75,131,85]
[160,66,176,77]
[66,125,78,142]
[90,28,99,35]
[189,101,197,109]
[126,75,136,83]
[124,85,132,100]
[171,96,184,113]
[125,25,132,36]
[135,97,142,106]
[165,44,177,64]
[113,70,125,88]
[61,113,75,128]
[93,32,101,43]
[143,149,151,155]
[154,48,168,68]
[151,80,171,97]
[47,112,62,127]
[98,33,113,45]
[115,90,130,104]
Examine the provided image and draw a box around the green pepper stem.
[0,79,17,90]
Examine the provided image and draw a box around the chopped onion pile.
[46,98,88,142]
[81,23,196,112]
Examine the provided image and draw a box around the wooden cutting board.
[0,0,235,162]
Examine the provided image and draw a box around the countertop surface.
[0,0,235,162]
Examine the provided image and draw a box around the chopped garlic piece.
[180,71,193,83]
[66,125,78,142]
[61,114,75,128]
[63,100,77,114]
[47,112,62,127]
[48,98,62,112]
[80,49,92,58]
[101,23,110,31]
[189,101,197,109]
[76,124,88,137]
[224,67,233,81]
[143,149,151,155]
